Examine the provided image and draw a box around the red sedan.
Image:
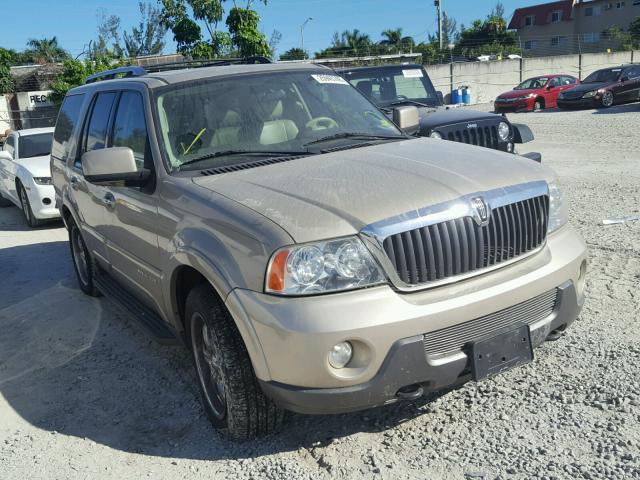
[494,74,580,112]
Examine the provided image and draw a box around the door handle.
[70,175,80,190]
[103,192,116,208]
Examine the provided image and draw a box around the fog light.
[507,142,514,152]
[328,342,353,369]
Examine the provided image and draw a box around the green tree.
[24,37,69,63]
[95,10,124,58]
[280,47,307,61]
[380,28,415,52]
[123,2,167,57]
[50,56,124,103]
[0,48,15,93]
[456,2,518,58]
[190,0,224,42]
[160,0,203,54]
[225,6,271,57]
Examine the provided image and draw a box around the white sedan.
[0,127,59,227]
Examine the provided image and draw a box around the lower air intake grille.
[423,289,558,357]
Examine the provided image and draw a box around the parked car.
[0,127,59,227]
[557,64,640,109]
[495,75,580,112]
[338,64,540,161]
[52,62,587,440]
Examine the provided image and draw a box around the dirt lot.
[1,104,639,480]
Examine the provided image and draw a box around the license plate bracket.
[471,325,533,381]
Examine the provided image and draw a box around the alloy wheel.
[18,185,32,225]
[71,228,90,287]
[192,313,227,420]
[602,91,614,108]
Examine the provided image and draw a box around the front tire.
[186,284,284,440]
[601,91,614,108]
[69,222,100,296]
[17,182,43,228]
[533,98,544,112]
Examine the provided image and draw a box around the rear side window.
[111,91,149,169]
[85,92,118,153]
[52,94,85,161]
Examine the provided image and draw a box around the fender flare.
[511,123,535,144]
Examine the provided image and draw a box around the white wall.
[0,95,10,133]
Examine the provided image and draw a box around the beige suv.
[51,61,587,440]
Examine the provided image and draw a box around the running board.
[94,270,179,345]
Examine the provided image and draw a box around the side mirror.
[82,147,150,186]
[436,90,444,104]
[393,106,420,135]
[0,151,12,162]
[620,76,629,83]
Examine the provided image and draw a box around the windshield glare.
[156,71,401,171]
[583,69,621,83]
[514,77,548,90]
[341,67,440,107]
[18,133,53,159]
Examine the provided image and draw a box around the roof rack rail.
[85,66,147,84]
[143,55,272,73]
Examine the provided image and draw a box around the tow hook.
[396,384,424,400]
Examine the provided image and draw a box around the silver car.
[51,62,587,440]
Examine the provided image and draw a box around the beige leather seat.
[212,110,242,148]
[259,100,299,146]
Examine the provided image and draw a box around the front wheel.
[186,284,284,440]
[533,99,544,112]
[18,182,43,228]
[601,91,614,108]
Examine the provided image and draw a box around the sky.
[2,0,547,58]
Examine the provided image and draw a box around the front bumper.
[23,181,59,220]
[260,281,581,414]
[494,99,532,112]
[226,225,586,414]
[557,97,599,109]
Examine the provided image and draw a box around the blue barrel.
[451,88,462,104]
[462,87,472,104]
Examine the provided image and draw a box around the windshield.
[341,67,440,108]
[155,71,402,171]
[18,133,53,159]
[514,77,548,90]
[583,69,621,83]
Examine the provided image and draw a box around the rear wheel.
[601,91,614,108]
[17,182,43,228]
[69,222,100,296]
[186,284,284,440]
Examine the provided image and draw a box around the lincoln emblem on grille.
[471,197,490,225]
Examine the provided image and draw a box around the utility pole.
[435,0,443,50]
[301,17,313,60]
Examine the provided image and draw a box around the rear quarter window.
[52,94,85,162]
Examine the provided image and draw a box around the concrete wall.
[425,50,640,105]
[0,95,10,134]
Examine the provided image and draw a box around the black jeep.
[338,64,540,161]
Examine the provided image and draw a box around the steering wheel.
[306,117,339,131]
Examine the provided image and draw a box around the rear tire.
[17,182,44,228]
[186,284,285,440]
[69,222,100,297]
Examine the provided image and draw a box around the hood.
[15,155,52,178]
[563,82,611,94]
[418,107,504,132]
[192,138,553,243]
[497,89,538,99]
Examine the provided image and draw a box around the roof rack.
[84,56,272,84]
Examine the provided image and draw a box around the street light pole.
[301,17,313,59]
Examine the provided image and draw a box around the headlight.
[497,121,510,141]
[582,90,597,98]
[265,237,386,295]
[33,177,52,185]
[548,181,569,233]
[429,131,442,139]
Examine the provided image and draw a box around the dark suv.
[338,64,540,161]
[557,64,640,109]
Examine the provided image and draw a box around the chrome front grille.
[381,195,549,287]
[423,289,558,357]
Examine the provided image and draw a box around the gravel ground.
[1,103,639,480]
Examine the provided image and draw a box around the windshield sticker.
[612,69,621,72]
[402,69,424,78]
[311,74,349,85]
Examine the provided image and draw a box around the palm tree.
[341,29,371,55]
[380,28,415,52]
[25,37,68,63]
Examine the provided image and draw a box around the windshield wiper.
[304,132,405,147]
[384,99,432,108]
[178,149,310,170]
